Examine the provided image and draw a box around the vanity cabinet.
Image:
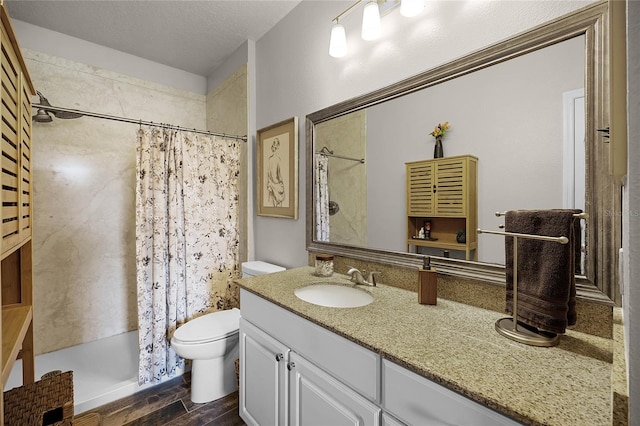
[288,352,381,426]
[1,4,36,421]
[406,155,478,260]
[239,287,520,426]
[239,292,381,426]
[382,359,519,426]
[239,318,289,425]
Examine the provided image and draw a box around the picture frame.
[257,116,299,219]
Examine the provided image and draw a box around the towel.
[568,211,583,325]
[505,209,580,334]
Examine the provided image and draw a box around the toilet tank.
[241,261,286,278]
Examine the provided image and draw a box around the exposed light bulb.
[329,22,347,58]
[400,0,425,17]
[361,0,381,41]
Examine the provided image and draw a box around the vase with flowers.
[430,122,450,158]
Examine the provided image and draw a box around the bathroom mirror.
[306,1,620,305]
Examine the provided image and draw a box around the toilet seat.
[172,308,240,345]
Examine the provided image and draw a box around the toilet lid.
[242,261,285,276]
[173,308,240,344]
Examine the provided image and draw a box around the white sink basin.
[294,283,374,308]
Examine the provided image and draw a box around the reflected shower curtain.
[315,154,330,241]
[135,127,241,385]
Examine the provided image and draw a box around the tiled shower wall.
[26,49,207,354]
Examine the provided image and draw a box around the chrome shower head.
[34,91,84,120]
[52,109,84,120]
[36,90,51,106]
[32,109,53,123]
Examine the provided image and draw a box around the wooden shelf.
[1,4,36,421]
[406,156,478,260]
[1,305,32,385]
[408,238,477,252]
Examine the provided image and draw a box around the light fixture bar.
[332,0,364,23]
[328,0,409,58]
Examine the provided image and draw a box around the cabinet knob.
[433,184,437,193]
[275,353,284,362]
[287,362,296,371]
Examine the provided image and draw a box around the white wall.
[254,0,594,268]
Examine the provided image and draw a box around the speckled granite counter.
[236,267,613,426]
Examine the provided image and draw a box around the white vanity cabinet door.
[382,360,521,426]
[382,412,406,426]
[239,318,289,426]
[241,289,380,402]
[288,352,381,426]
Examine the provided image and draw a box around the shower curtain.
[135,127,241,384]
[315,154,330,241]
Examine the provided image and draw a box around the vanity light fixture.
[328,0,424,58]
[329,21,348,57]
[361,0,382,40]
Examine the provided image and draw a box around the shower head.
[33,91,84,121]
[32,109,53,123]
[36,91,51,107]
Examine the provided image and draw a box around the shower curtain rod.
[32,103,248,142]
[317,146,365,163]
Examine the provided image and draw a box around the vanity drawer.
[382,359,521,425]
[241,289,381,402]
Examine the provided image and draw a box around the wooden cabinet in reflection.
[406,155,478,260]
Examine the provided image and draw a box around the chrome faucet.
[347,267,380,286]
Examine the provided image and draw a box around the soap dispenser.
[418,256,437,305]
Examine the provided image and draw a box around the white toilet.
[170,261,285,403]
[241,260,286,278]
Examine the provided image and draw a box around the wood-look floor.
[76,372,246,426]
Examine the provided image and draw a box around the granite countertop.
[236,266,613,426]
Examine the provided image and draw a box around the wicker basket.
[3,370,74,426]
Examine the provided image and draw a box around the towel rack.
[477,228,569,347]
[495,211,587,219]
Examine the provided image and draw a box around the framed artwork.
[257,117,298,219]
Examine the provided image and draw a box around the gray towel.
[505,209,579,334]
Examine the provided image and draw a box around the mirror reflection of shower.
[32,91,84,122]
[319,147,341,216]
[314,132,367,246]
[328,200,340,216]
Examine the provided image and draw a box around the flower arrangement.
[430,122,450,139]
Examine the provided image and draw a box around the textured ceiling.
[5,0,301,77]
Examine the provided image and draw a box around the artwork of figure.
[258,118,296,218]
[266,137,286,207]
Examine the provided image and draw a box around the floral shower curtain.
[135,127,241,385]
[315,154,330,241]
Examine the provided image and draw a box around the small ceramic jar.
[315,254,334,277]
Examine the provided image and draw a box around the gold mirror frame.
[306,1,619,305]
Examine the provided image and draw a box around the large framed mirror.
[306,1,620,305]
